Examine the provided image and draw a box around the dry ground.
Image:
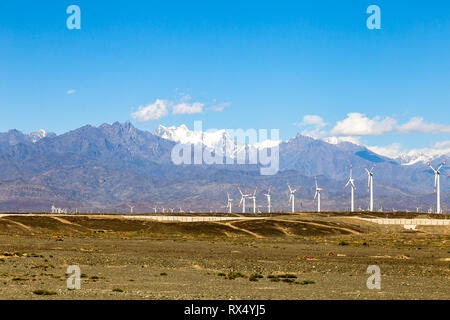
[0,213,448,299]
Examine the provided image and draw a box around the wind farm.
[118,160,446,215]
[0,136,448,301]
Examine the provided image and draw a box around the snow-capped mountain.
[154,124,231,149]
[153,124,281,158]
[28,129,53,143]
[153,124,450,168]
[368,142,450,166]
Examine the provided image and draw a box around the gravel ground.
[0,214,448,300]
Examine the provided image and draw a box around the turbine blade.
[437,160,447,171]
[313,191,317,200]
[344,181,350,189]
[428,162,437,173]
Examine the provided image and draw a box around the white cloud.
[330,113,397,136]
[397,117,450,134]
[131,99,170,122]
[324,136,361,145]
[172,102,204,115]
[297,115,327,139]
[209,102,231,112]
[302,115,326,127]
[66,89,76,95]
[434,141,450,149]
[180,94,192,102]
[329,114,450,137]
[131,98,206,122]
[367,143,403,159]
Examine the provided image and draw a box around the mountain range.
[0,121,448,213]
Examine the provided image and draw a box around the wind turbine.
[365,164,376,211]
[344,164,357,212]
[237,185,251,213]
[248,186,258,213]
[226,192,233,214]
[128,204,135,214]
[153,207,157,213]
[427,160,447,214]
[263,185,272,214]
[287,182,300,213]
[313,177,323,212]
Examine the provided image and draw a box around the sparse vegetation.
[112,288,124,292]
[33,289,57,296]
[267,273,297,282]
[0,251,43,258]
[221,271,247,280]
[282,278,295,283]
[249,273,264,281]
[338,241,349,246]
[160,272,167,276]
[279,274,297,279]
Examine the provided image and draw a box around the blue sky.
[1,1,449,155]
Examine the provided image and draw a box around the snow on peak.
[368,142,450,166]
[28,129,48,143]
[153,124,281,153]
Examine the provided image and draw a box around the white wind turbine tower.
[127,204,135,214]
[287,182,300,213]
[153,207,157,213]
[248,186,258,213]
[237,185,251,213]
[313,177,323,212]
[344,164,357,212]
[226,192,233,214]
[365,164,376,211]
[263,185,272,214]
[427,160,447,214]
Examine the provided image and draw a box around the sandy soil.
[0,213,448,299]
